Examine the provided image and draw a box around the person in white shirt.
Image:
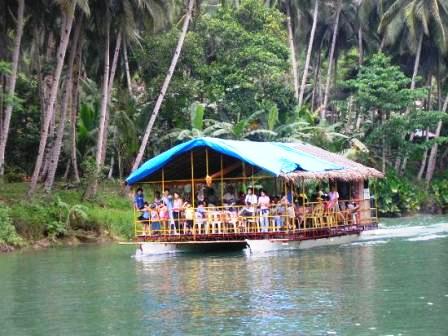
[244,188,258,206]
[258,189,270,232]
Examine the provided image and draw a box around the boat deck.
[136,223,377,243]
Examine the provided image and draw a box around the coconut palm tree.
[0,0,25,179]
[28,0,90,196]
[321,0,343,120]
[131,0,196,172]
[379,0,448,90]
[298,0,319,108]
[85,0,176,197]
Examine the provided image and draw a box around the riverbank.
[0,182,133,252]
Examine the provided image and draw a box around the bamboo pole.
[191,151,195,208]
[220,154,224,205]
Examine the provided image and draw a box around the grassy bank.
[0,182,133,252]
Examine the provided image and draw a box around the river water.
[1,215,447,336]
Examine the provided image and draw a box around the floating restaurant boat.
[125,137,383,255]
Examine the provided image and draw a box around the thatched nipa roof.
[282,142,384,182]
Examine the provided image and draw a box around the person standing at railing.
[273,198,286,231]
[162,189,175,234]
[244,188,257,206]
[173,192,183,235]
[134,187,145,210]
[258,189,270,232]
[150,204,161,235]
[138,201,150,235]
[158,202,169,234]
[184,202,194,234]
[328,186,340,211]
[153,191,162,206]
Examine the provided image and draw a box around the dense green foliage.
[1,0,448,249]
[0,203,24,248]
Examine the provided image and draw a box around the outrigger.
[124,137,383,255]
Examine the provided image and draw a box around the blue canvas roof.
[126,137,344,185]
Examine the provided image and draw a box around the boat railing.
[133,198,378,238]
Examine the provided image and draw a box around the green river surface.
[1,215,448,336]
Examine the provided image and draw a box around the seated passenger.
[346,201,360,224]
[239,201,255,217]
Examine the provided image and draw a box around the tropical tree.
[0,0,25,179]
[28,1,90,196]
[298,0,319,108]
[131,0,196,173]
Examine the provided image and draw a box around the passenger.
[286,203,296,231]
[346,201,360,224]
[312,186,324,202]
[162,189,175,234]
[134,187,145,210]
[154,191,162,206]
[258,189,270,232]
[172,192,183,234]
[207,188,218,205]
[158,202,169,234]
[138,201,150,235]
[239,201,255,233]
[275,199,286,231]
[197,185,205,204]
[244,188,258,206]
[328,185,340,211]
[150,204,161,234]
[239,201,255,217]
[237,191,246,206]
[184,202,194,234]
[223,186,235,204]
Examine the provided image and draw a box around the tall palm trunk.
[399,32,424,174]
[70,28,83,184]
[322,0,342,121]
[100,31,122,166]
[132,0,195,172]
[358,26,363,65]
[44,16,82,192]
[286,4,299,100]
[417,128,430,180]
[86,16,111,198]
[0,0,25,178]
[410,32,423,91]
[123,38,133,97]
[417,73,433,180]
[298,0,318,108]
[28,4,76,196]
[425,93,448,183]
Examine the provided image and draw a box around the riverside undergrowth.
[0,182,133,251]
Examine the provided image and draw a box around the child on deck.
[158,202,169,235]
[150,204,161,234]
[184,202,194,234]
[138,202,150,235]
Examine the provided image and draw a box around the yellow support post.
[220,154,224,205]
[206,148,209,176]
[191,151,195,208]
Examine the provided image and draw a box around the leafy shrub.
[4,167,26,183]
[431,179,448,211]
[0,203,24,247]
[374,171,424,216]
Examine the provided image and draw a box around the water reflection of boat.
[124,137,383,256]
